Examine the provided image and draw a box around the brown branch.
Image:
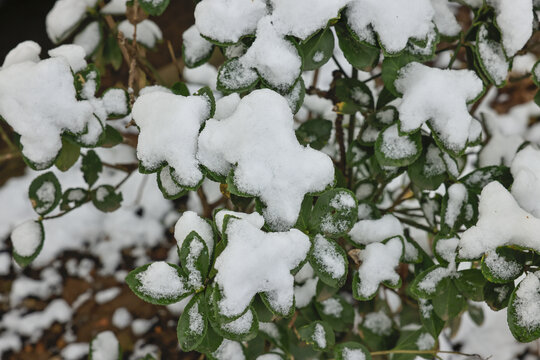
[335,114,347,175]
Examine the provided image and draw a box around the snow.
[459,181,540,259]
[188,302,204,335]
[312,234,346,280]
[416,332,435,350]
[183,63,218,89]
[132,91,210,187]
[118,20,162,48]
[477,25,508,86]
[294,277,318,308]
[182,25,214,67]
[348,214,403,245]
[342,347,366,360]
[101,0,127,14]
[198,89,334,230]
[102,89,128,116]
[487,0,533,56]
[320,297,343,317]
[230,16,302,91]
[11,220,42,257]
[2,41,41,68]
[479,132,523,167]
[395,62,484,153]
[212,340,246,360]
[313,323,327,348]
[46,0,96,44]
[95,287,121,304]
[91,331,119,360]
[174,211,214,256]
[355,237,402,298]
[0,55,97,167]
[222,309,254,334]
[60,343,89,360]
[435,237,459,264]
[269,0,348,39]
[214,217,310,317]
[136,261,188,299]
[483,249,522,281]
[48,44,87,72]
[346,0,435,53]
[513,272,540,332]
[431,0,461,37]
[112,307,132,329]
[214,210,265,233]
[379,124,418,160]
[363,311,392,335]
[214,93,241,120]
[444,183,467,228]
[185,237,205,288]
[259,322,280,339]
[510,146,540,218]
[9,268,62,306]
[194,0,267,44]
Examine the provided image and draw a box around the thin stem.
[335,114,347,175]
[394,215,436,234]
[371,349,486,359]
[362,72,382,83]
[332,55,349,78]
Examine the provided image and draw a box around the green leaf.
[178,292,208,351]
[309,235,348,288]
[481,247,525,283]
[100,125,123,148]
[138,0,170,16]
[335,22,380,71]
[103,34,123,71]
[432,281,466,321]
[460,166,512,193]
[360,311,399,351]
[314,295,354,332]
[298,321,335,351]
[157,166,188,200]
[410,265,452,299]
[171,82,190,96]
[309,188,358,237]
[533,60,540,87]
[217,58,259,94]
[408,142,447,190]
[484,282,513,311]
[454,269,486,301]
[392,328,436,360]
[334,342,371,360]
[55,138,80,172]
[74,64,101,98]
[179,231,211,291]
[212,306,259,342]
[468,303,485,326]
[91,185,122,212]
[299,27,334,71]
[183,39,214,68]
[60,188,88,210]
[381,53,417,97]
[335,78,375,113]
[126,262,192,305]
[418,299,445,338]
[81,150,102,187]
[12,220,45,267]
[28,172,62,216]
[508,274,540,342]
[195,86,216,118]
[474,24,509,88]
[296,118,333,150]
[377,86,398,110]
[375,124,422,167]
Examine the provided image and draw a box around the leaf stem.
[370,349,486,359]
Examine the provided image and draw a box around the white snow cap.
[101,0,128,14]
[46,0,96,44]
[48,44,87,72]
[214,217,311,317]
[511,146,540,218]
[348,214,403,245]
[174,211,214,256]
[118,20,162,48]
[395,62,484,153]
[346,0,435,53]
[0,54,97,167]
[11,220,43,258]
[198,89,334,230]
[195,0,268,44]
[431,0,461,37]
[2,41,41,68]
[355,237,403,298]
[182,25,214,66]
[487,0,533,56]
[214,210,265,233]
[132,92,211,187]
[269,0,348,40]
[459,181,540,259]
[73,22,101,56]
[136,261,188,299]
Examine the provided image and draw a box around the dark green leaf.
[375,124,422,167]
[81,150,102,187]
[138,0,170,16]
[432,281,466,321]
[178,292,208,351]
[454,269,486,301]
[299,28,334,71]
[298,321,335,351]
[481,247,525,283]
[468,303,485,326]
[335,78,375,113]
[335,22,380,71]
[179,231,211,290]
[508,274,540,342]
[171,82,190,96]
[55,138,80,172]
[484,282,513,311]
[381,53,417,97]
[334,342,371,360]
[91,185,122,212]
[60,188,88,211]
[296,118,333,150]
[315,295,354,332]
[309,188,358,237]
[309,235,348,288]
[100,125,123,148]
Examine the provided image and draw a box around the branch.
[370,349,487,359]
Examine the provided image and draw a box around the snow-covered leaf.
[298,321,335,351]
[508,272,540,342]
[299,28,335,71]
[295,118,333,150]
[335,21,380,71]
[487,0,533,57]
[179,232,211,290]
[60,187,88,210]
[11,220,45,267]
[334,342,371,360]
[46,0,94,44]
[314,295,354,332]
[139,0,170,16]
[335,78,374,114]
[311,188,358,237]
[126,261,192,305]
[28,172,62,216]
[91,185,122,212]
[309,234,348,288]
[408,142,447,190]
[182,25,215,68]
[375,124,422,167]
[481,247,525,284]
[475,24,509,87]
[177,293,208,351]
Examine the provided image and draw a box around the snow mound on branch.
[395,62,484,153]
[198,89,334,230]
[214,217,310,317]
